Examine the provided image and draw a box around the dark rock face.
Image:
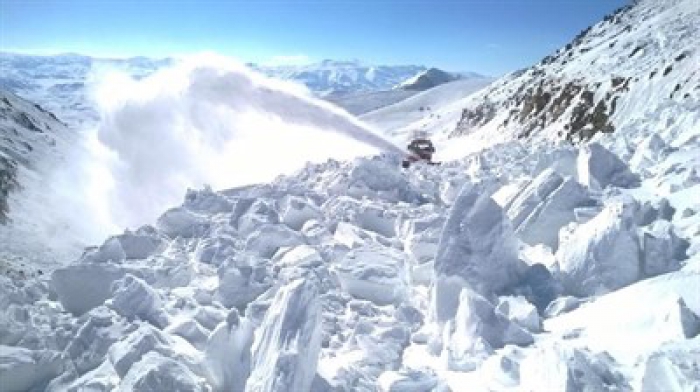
[453,78,619,142]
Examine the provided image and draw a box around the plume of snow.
[87,53,402,229]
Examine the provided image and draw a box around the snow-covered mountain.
[396,67,461,91]
[1,53,465,118]
[445,0,698,147]
[0,53,173,126]
[251,59,427,96]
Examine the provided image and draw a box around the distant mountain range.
[0,53,485,121]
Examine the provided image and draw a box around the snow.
[433,182,522,303]
[331,245,409,305]
[361,77,494,141]
[578,142,640,190]
[246,278,322,392]
[1,0,699,389]
[0,345,64,392]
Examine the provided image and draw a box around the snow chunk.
[165,319,209,349]
[109,274,166,327]
[279,195,323,231]
[400,214,444,285]
[519,344,627,391]
[237,199,280,236]
[0,346,64,392]
[82,225,163,263]
[640,220,687,276]
[496,296,541,332]
[64,306,130,374]
[52,264,127,315]
[440,288,533,371]
[300,219,332,245]
[108,323,170,378]
[507,169,592,249]
[204,309,255,392]
[629,133,671,174]
[556,201,641,296]
[578,142,640,190]
[194,236,236,266]
[641,344,700,392]
[324,197,400,238]
[433,182,522,317]
[115,226,164,260]
[117,352,207,392]
[244,224,305,259]
[544,296,586,318]
[247,278,322,392]
[377,369,439,392]
[345,157,419,202]
[332,244,409,305]
[217,254,271,309]
[156,207,208,238]
[514,263,560,314]
[183,186,233,214]
[274,245,324,268]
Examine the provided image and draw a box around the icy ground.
[1,132,698,390]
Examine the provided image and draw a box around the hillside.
[446,0,698,148]
[361,77,494,141]
[0,90,82,273]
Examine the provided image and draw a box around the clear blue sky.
[1,0,629,75]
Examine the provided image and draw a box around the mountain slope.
[446,0,698,148]
[0,90,82,274]
[0,53,173,126]
[361,76,495,141]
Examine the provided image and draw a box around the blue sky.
[1,0,629,74]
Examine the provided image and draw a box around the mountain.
[396,67,461,91]
[1,53,452,118]
[446,0,698,146]
[0,90,82,272]
[0,53,173,126]
[252,59,427,95]
[361,76,495,139]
